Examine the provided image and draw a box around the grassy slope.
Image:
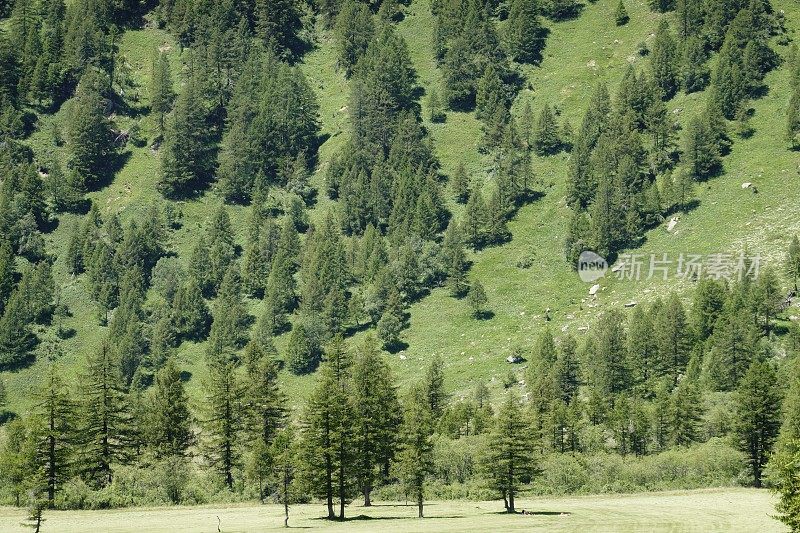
[0,488,783,532]
[3,0,800,412]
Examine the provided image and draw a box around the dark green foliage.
[334,0,375,77]
[683,111,721,181]
[29,364,75,502]
[149,51,175,140]
[204,360,243,490]
[352,336,401,505]
[427,88,446,123]
[65,70,113,189]
[147,359,194,458]
[158,67,214,198]
[480,391,536,512]
[504,0,544,64]
[614,0,629,26]
[681,36,709,94]
[217,48,318,203]
[735,361,782,487]
[286,323,321,375]
[451,161,470,203]
[467,280,488,318]
[207,266,250,359]
[76,342,133,487]
[650,21,679,99]
[423,354,447,419]
[255,0,304,59]
[395,384,434,518]
[542,0,582,21]
[533,103,561,155]
[173,277,211,341]
[300,336,355,520]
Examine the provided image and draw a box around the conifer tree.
[427,88,446,123]
[243,341,286,467]
[301,336,355,520]
[270,426,298,528]
[0,288,37,369]
[334,0,374,77]
[204,359,243,490]
[149,50,175,141]
[451,161,470,204]
[207,266,250,359]
[650,20,679,100]
[681,35,709,94]
[475,64,506,123]
[735,361,782,487]
[655,294,692,385]
[158,69,213,197]
[614,0,629,25]
[533,103,561,155]
[65,70,112,189]
[683,113,721,181]
[481,391,536,512]
[352,335,401,506]
[670,377,703,446]
[286,323,321,375]
[395,384,434,518]
[467,280,488,318]
[29,364,74,503]
[173,277,211,341]
[148,358,194,458]
[788,236,800,291]
[504,0,544,64]
[423,354,447,420]
[77,341,133,487]
[255,0,303,58]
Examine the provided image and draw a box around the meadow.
[0,488,783,532]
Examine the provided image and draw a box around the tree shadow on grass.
[314,514,465,522]
[491,510,573,516]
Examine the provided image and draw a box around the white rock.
[667,217,679,232]
[624,301,637,308]
[742,182,752,189]
[589,284,600,296]
[399,354,407,360]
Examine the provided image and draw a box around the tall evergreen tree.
[301,336,355,520]
[395,384,434,518]
[481,391,536,512]
[504,0,544,64]
[77,342,133,487]
[149,50,175,141]
[65,70,113,189]
[147,358,194,458]
[650,20,679,100]
[204,360,243,490]
[735,361,782,487]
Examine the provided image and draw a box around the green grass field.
[0,488,783,532]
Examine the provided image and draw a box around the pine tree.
[147,358,194,458]
[29,364,74,503]
[395,384,434,518]
[533,103,561,155]
[423,354,447,419]
[352,335,401,506]
[614,0,629,26]
[681,35,709,94]
[243,341,286,452]
[65,70,113,189]
[334,0,375,77]
[443,220,469,298]
[77,342,133,487]
[158,70,213,197]
[149,50,175,141]
[481,391,536,512]
[670,377,703,446]
[735,361,782,487]
[270,426,298,528]
[504,0,544,64]
[467,280,488,318]
[207,266,250,359]
[655,293,692,385]
[475,64,506,123]
[683,113,721,181]
[286,323,321,375]
[173,277,211,341]
[0,288,36,370]
[204,359,243,490]
[255,0,303,58]
[650,20,679,100]
[301,336,355,520]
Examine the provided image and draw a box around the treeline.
[2,267,800,520]
[565,0,779,263]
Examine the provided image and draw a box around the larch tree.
[149,50,175,141]
[147,358,194,459]
[352,335,401,506]
[77,341,133,487]
[395,384,434,518]
[481,391,537,513]
[735,361,782,488]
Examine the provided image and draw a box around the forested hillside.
[1,0,800,526]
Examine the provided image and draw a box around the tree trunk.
[508,488,515,513]
[417,490,424,518]
[325,452,334,519]
[283,471,289,528]
[364,484,371,507]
